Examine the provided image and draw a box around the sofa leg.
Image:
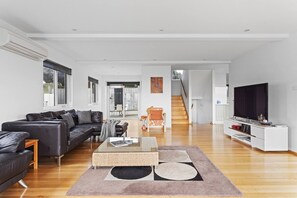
[18,179,28,189]
[55,155,64,167]
[89,136,93,149]
[93,135,97,142]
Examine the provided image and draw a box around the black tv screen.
[234,83,268,121]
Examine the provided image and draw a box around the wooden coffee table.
[92,137,158,168]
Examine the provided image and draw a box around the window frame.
[88,76,99,105]
[43,60,72,109]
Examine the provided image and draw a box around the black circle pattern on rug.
[111,166,152,180]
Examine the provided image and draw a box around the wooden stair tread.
[171,95,189,125]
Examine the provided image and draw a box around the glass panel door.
[108,84,139,119]
[108,86,124,119]
[124,87,139,118]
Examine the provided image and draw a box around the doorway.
[107,82,140,119]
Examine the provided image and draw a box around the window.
[172,70,183,79]
[88,76,98,104]
[43,60,72,107]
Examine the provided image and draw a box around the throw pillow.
[61,113,75,129]
[40,111,54,118]
[52,110,66,119]
[77,110,92,124]
[66,109,79,125]
[26,113,44,121]
[0,131,29,153]
[66,109,76,116]
[91,111,103,123]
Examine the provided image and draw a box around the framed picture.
[151,77,163,93]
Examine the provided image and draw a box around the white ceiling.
[0,0,296,65]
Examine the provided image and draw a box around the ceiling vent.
[0,27,48,61]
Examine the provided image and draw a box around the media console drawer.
[251,126,264,139]
[251,137,264,150]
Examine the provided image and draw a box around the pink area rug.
[67,146,242,196]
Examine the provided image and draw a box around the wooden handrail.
[180,79,187,98]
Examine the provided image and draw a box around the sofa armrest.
[2,120,69,157]
[0,131,29,153]
[91,111,103,123]
[115,122,128,133]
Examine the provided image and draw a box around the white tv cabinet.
[224,119,288,151]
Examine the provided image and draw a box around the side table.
[25,139,39,169]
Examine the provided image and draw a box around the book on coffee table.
[110,140,133,147]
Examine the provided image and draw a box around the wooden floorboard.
[1,120,297,197]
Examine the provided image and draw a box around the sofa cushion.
[0,132,29,153]
[26,113,55,121]
[68,127,93,151]
[40,111,54,118]
[61,113,75,129]
[52,110,66,119]
[66,109,76,115]
[66,109,79,125]
[26,113,44,121]
[91,111,103,123]
[77,110,92,124]
[77,123,102,132]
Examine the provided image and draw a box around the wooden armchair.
[146,106,166,132]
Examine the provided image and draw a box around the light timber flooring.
[1,120,297,198]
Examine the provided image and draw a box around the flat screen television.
[234,83,268,121]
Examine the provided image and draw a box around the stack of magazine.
[109,137,138,147]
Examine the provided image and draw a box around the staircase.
[172,96,189,124]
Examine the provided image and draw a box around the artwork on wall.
[151,77,163,93]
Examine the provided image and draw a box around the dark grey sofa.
[0,131,33,192]
[1,109,128,166]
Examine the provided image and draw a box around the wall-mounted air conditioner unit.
[0,27,48,61]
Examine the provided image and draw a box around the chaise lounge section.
[0,131,33,192]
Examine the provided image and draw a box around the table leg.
[33,141,38,169]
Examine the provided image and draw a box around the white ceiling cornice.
[76,60,232,65]
[28,33,289,41]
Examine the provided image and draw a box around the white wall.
[0,22,78,126]
[229,33,297,152]
[214,70,227,87]
[171,79,181,96]
[72,64,142,119]
[73,64,172,125]
[0,42,78,126]
[141,66,172,128]
[72,65,101,111]
[213,70,228,123]
[214,87,228,104]
[190,70,212,124]
[0,50,43,125]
